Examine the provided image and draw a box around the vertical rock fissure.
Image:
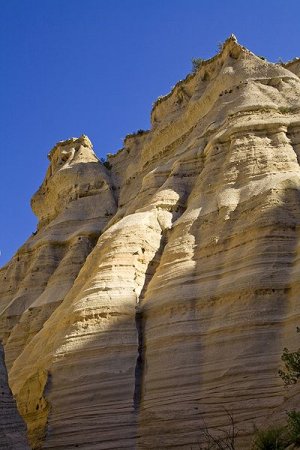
[133,307,144,410]
[133,231,168,411]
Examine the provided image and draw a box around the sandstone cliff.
[1,36,300,449]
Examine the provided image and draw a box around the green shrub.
[191,57,204,73]
[287,410,300,445]
[252,426,290,450]
[278,328,300,385]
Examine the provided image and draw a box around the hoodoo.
[1,36,300,448]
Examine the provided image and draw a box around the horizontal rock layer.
[1,36,300,449]
[0,343,29,449]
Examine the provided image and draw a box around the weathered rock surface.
[0,343,29,449]
[1,36,300,449]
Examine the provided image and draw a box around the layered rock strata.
[0,343,29,449]
[1,36,300,449]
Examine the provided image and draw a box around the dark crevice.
[133,308,144,410]
[133,231,168,411]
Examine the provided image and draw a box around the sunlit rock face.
[1,36,300,449]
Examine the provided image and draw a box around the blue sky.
[1,0,300,265]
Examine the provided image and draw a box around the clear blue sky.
[1,0,299,265]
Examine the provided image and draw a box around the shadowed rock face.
[0,343,29,449]
[1,36,300,449]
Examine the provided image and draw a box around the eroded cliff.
[1,36,300,449]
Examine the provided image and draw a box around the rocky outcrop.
[1,36,300,449]
[0,136,116,366]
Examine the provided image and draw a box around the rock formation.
[1,36,300,449]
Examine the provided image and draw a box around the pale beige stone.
[1,36,300,449]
